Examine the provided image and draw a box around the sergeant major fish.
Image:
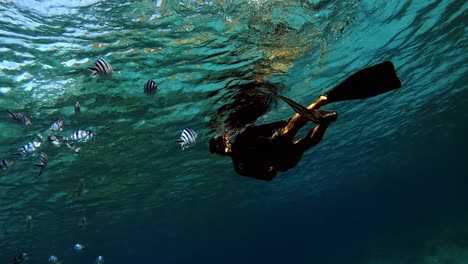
[175,128,197,150]
[75,101,81,113]
[25,215,33,229]
[78,216,88,229]
[0,159,14,171]
[49,119,64,132]
[65,130,96,143]
[7,110,31,126]
[12,252,27,264]
[48,255,58,264]
[48,135,63,147]
[73,243,84,252]
[95,256,104,264]
[15,141,42,156]
[143,80,158,95]
[35,152,48,176]
[88,58,113,79]
[75,178,85,197]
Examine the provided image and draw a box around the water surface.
[0,0,467,263]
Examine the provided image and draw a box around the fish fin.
[35,164,44,176]
[87,67,98,76]
[174,140,184,143]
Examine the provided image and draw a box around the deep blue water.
[0,0,467,263]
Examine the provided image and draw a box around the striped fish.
[7,110,31,126]
[49,119,64,131]
[12,253,27,264]
[87,58,113,79]
[0,159,14,171]
[75,178,85,197]
[48,134,63,147]
[175,128,197,150]
[15,141,42,156]
[49,255,58,264]
[66,130,96,143]
[143,80,158,95]
[75,101,81,113]
[35,152,48,176]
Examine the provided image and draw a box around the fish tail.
[35,164,44,176]
[87,67,99,76]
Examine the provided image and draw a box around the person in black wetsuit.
[209,61,402,181]
[210,95,337,181]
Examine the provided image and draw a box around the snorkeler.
[209,61,402,181]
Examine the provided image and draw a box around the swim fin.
[278,95,338,124]
[323,61,402,103]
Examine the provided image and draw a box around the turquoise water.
[1,0,467,263]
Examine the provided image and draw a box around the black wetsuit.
[230,121,303,181]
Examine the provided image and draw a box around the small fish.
[15,141,42,156]
[0,159,14,171]
[49,119,64,131]
[12,252,27,264]
[48,255,58,264]
[143,80,158,95]
[66,130,96,143]
[78,216,88,229]
[174,128,197,150]
[95,256,104,264]
[35,152,48,176]
[7,110,31,126]
[73,243,84,252]
[88,58,113,79]
[48,134,63,147]
[25,215,32,229]
[75,178,85,197]
[75,101,81,113]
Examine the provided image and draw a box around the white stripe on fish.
[175,128,197,150]
[49,119,64,131]
[87,58,113,79]
[15,141,42,156]
[65,130,96,143]
[35,152,48,176]
[7,110,31,126]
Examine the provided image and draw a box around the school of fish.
[4,58,198,263]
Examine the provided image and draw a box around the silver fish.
[7,110,31,126]
[75,178,85,197]
[66,130,96,143]
[88,58,113,79]
[12,252,27,264]
[25,215,33,229]
[35,152,48,176]
[15,141,41,156]
[174,128,197,150]
[48,255,58,264]
[75,101,81,113]
[48,134,63,147]
[78,216,88,229]
[73,243,84,252]
[0,159,14,171]
[95,256,104,264]
[143,80,158,95]
[49,119,64,131]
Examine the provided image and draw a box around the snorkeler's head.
[209,136,230,156]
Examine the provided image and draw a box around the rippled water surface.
[1,0,467,263]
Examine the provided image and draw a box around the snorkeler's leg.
[280,95,330,140]
[295,123,329,151]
